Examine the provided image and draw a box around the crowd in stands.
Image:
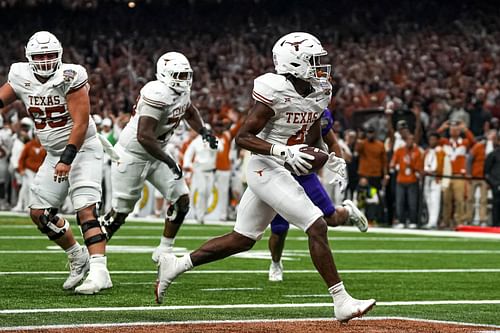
[0,0,499,227]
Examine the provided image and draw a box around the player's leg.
[268,216,288,281]
[155,186,274,304]
[148,161,190,263]
[67,137,112,294]
[29,153,89,290]
[102,145,147,240]
[250,158,375,323]
[300,173,367,232]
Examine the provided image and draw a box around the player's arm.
[137,115,182,178]
[184,104,218,149]
[66,86,90,150]
[305,117,321,147]
[53,85,90,182]
[323,130,343,158]
[235,101,275,154]
[0,83,17,112]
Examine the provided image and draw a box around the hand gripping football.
[284,146,329,175]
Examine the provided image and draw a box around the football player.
[0,31,111,294]
[154,32,375,323]
[102,52,217,264]
[268,104,368,283]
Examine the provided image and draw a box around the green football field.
[1,213,500,329]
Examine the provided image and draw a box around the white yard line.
[2,268,500,276]
[2,249,500,255]
[2,300,500,315]
[0,235,491,242]
[200,287,263,291]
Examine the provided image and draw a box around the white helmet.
[272,32,331,82]
[156,52,193,91]
[25,31,63,77]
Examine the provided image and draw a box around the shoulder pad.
[253,73,287,106]
[140,81,173,108]
[7,63,29,85]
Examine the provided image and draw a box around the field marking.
[0,235,493,242]
[2,248,500,255]
[200,287,263,291]
[2,300,500,315]
[1,316,500,331]
[2,268,500,276]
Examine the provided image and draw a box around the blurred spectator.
[466,130,496,225]
[8,117,33,205]
[439,120,474,227]
[344,130,358,200]
[468,89,492,137]
[0,116,13,210]
[354,177,379,224]
[422,132,449,229]
[13,135,46,212]
[484,132,500,226]
[355,126,387,223]
[390,134,423,227]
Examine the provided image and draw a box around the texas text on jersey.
[8,63,96,153]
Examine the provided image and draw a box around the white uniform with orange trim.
[111,80,190,213]
[7,62,102,211]
[234,73,332,240]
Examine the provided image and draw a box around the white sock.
[65,243,81,256]
[328,281,350,302]
[159,236,174,248]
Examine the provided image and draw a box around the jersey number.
[28,106,68,130]
[287,124,307,145]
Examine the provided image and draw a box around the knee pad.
[80,219,107,247]
[168,196,190,225]
[37,208,69,241]
[271,215,290,235]
[101,209,127,240]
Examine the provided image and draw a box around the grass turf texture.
[1,215,500,327]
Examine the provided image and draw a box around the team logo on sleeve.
[63,69,76,83]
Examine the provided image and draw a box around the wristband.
[59,144,78,165]
[270,144,287,158]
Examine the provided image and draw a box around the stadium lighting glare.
[128,1,136,8]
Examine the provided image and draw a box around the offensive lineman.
[154,32,375,323]
[0,31,111,294]
[102,52,217,263]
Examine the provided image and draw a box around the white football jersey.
[8,63,96,154]
[118,80,191,160]
[252,73,331,148]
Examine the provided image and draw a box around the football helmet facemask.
[156,52,193,91]
[272,32,331,82]
[25,31,63,78]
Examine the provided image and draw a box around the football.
[284,146,329,175]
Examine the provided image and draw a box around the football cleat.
[343,199,368,232]
[155,253,184,304]
[74,256,112,294]
[334,296,376,323]
[63,247,90,290]
[268,260,283,282]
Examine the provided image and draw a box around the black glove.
[200,127,218,149]
[164,156,183,180]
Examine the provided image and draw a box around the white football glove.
[326,152,346,174]
[329,165,348,192]
[271,143,315,176]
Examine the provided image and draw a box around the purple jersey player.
[268,108,368,282]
